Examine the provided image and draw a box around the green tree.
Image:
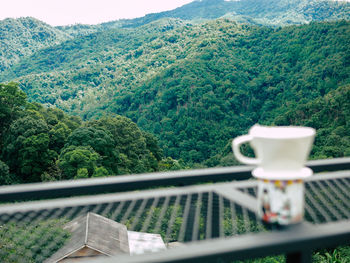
[0,82,27,148]
[49,122,72,153]
[143,131,163,161]
[92,166,110,177]
[0,160,13,185]
[88,116,159,174]
[1,115,56,182]
[57,145,101,179]
[65,126,119,174]
[75,168,89,179]
[20,133,57,182]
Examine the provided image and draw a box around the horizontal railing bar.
[0,183,222,214]
[94,221,350,263]
[307,169,350,181]
[307,157,350,173]
[0,157,349,202]
[0,165,254,202]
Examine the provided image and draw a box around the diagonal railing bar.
[323,180,350,214]
[165,195,182,243]
[120,199,138,225]
[191,193,202,241]
[205,192,213,240]
[304,189,331,223]
[333,178,350,199]
[108,201,123,221]
[314,180,349,218]
[139,197,159,233]
[178,194,192,242]
[241,189,251,233]
[230,201,238,235]
[304,201,320,224]
[215,186,258,213]
[129,198,149,230]
[218,195,224,238]
[340,177,350,187]
[182,194,198,242]
[307,181,342,221]
[153,196,171,234]
[98,201,115,218]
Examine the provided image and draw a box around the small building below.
[45,213,166,263]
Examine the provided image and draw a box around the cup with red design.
[232,125,315,224]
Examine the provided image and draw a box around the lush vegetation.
[0,82,185,185]
[0,219,70,263]
[1,18,349,168]
[1,0,349,73]
[0,18,72,72]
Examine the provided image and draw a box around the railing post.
[211,193,220,238]
[286,250,312,263]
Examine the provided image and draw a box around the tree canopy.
[0,83,171,184]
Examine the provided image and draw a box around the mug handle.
[232,135,260,165]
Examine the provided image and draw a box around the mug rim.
[249,125,315,139]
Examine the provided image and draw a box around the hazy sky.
[0,0,194,26]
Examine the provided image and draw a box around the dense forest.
[1,0,350,72]
[3,20,349,168]
[111,20,350,165]
[0,0,349,184]
[0,82,186,185]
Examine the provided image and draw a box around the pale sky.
[0,0,194,26]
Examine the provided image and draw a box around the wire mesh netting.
[0,173,349,262]
[0,187,265,262]
[304,177,350,224]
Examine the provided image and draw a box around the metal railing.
[0,157,349,263]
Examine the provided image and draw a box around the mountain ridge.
[1,0,349,73]
[0,17,73,72]
[0,0,349,165]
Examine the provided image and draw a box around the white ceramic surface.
[232,125,316,173]
[252,167,313,180]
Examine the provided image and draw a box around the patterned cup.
[257,178,305,225]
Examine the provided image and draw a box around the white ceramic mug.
[232,125,316,173]
[257,178,305,225]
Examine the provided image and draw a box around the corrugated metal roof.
[44,213,130,263]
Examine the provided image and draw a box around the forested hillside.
[109,0,350,28]
[0,17,72,72]
[111,20,350,165]
[1,0,349,74]
[0,83,180,185]
[0,0,349,171]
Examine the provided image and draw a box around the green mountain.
[107,0,350,27]
[1,0,349,74]
[107,20,350,164]
[0,17,72,72]
[0,18,188,81]
[0,0,349,167]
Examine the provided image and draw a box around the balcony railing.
[0,157,349,263]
